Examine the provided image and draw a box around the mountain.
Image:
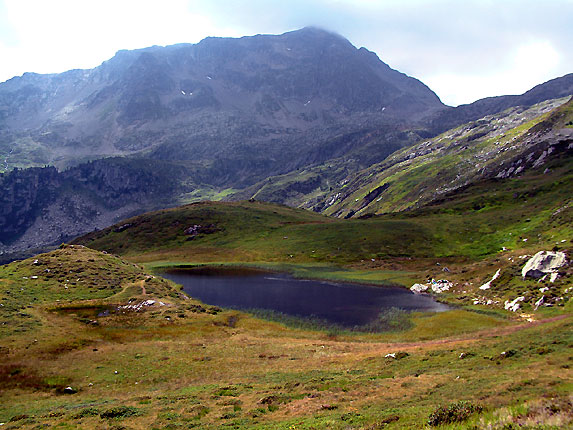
[1,28,572,260]
[0,27,443,185]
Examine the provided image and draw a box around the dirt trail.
[375,314,570,351]
[139,280,147,295]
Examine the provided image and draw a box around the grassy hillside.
[76,160,573,264]
[1,246,572,429]
[317,97,572,217]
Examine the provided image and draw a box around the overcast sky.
[0,0,571,106]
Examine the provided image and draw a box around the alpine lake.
[161,267,448,329]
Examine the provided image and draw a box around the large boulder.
[521,251,567,279]
[410,283,429,293]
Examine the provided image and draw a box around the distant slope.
[228,96,573,212]
[315,96,573,218]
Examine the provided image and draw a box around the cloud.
[0,0,571,105]
[0,0,239,79]
[421,40,563,106]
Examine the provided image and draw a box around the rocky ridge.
[316,97,573,218]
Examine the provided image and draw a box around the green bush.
[428,401,483,426]
[100,406,140,419]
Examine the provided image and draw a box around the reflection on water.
[161,269,449,327]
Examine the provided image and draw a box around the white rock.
[411,279,452,294]
[504,296,524,312]
[534,296,544,310]
[550,272,559,283]
[480,269,501,290]
[410,283,429,294]
[522,251,567,279]
[385,353,396,359]
[431,280,452,293]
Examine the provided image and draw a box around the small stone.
[504,296,524,312]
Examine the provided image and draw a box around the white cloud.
[0,0,571,105]
[0,0,239,81]
[425,40,563,106]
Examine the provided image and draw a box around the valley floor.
[1,246,571,429]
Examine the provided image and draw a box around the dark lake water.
[161,268,449,327]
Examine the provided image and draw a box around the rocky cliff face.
[0,158,194,258]
[0,166,60,244]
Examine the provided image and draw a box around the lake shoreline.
[159,268,449,328]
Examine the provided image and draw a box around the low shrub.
[428,401,483,426]
[73,407,100,418]
[100,406,140,419]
